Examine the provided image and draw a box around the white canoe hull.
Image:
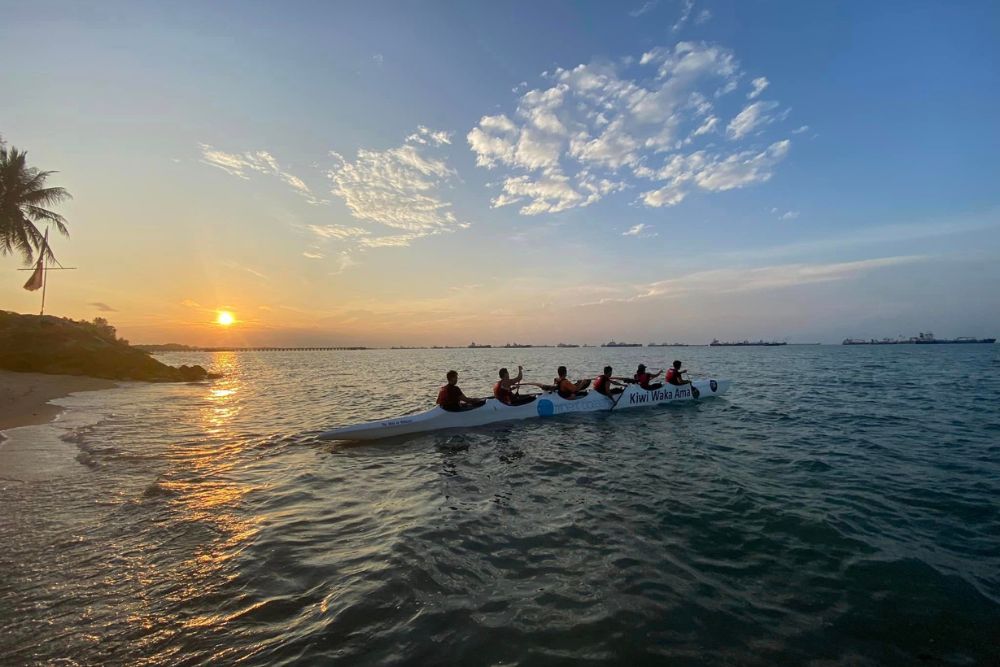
[319,379,730,441]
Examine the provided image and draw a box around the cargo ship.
[602,341,642,347]
[710,339,786,346]
[842,332,996,345]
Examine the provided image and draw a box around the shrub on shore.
[0,310,217,382]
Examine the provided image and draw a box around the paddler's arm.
[514,365,523,383]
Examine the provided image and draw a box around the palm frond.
[0,143,71,264]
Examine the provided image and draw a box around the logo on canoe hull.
[537,399,555,417]
[710,380,717,393]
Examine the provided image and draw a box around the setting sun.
[216,311,235,327]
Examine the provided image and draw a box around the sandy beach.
[0,370,117,436]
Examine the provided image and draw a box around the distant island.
[843,332,996,345]
[601,341,642,347]
[0,311,218,381]
[709,339,787,347]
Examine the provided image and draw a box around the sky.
[1,0,998,346]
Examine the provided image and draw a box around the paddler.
[665,360,699,398]
[553,365,590,399]
[494,366,527,405]
[436,370,485,412]
[592,366,627,397]
[633,363,663,390]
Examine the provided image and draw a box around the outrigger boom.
[319,378,730,441]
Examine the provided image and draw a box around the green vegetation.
[0,135,71,265]
[0,311,217,381]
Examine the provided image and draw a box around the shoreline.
[0,370,118,438]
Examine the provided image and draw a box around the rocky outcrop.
[0,311,219,382]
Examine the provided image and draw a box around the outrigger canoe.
[319,378,730,441]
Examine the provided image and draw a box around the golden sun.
[216,311,235,327]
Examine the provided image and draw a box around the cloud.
[672,0,694,32]
[639,140,791,207]
[372,53,384,65]
[221,260,267,280]
[302,249,324,259]
[405,125,452,146]
[586,255,927,305]
[199,144,325,204]
[623,223,657,237]
[469,42,794,215]
[307,224,370,240]
[692,115,718,136]
[695,8,712,24]
[629,0,658,17]
[747,76,769,99]
[726,100,780,139]
[327,130,460,237]
[88,302,117,312]
[791,125,810,134]
[330,251,357,275]
[780,210,800,220]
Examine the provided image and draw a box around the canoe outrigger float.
[319,378,730,441]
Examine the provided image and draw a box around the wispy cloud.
[307,224,370,240]
[779,210,800,220]
[791,125,810,134]
[640,140,791,207]
[711,215,1000,265]
[88,302,117,312]
[468,42,795,215]
[221,260,268,280]
[199,144,326,204]
[623,223,657,237]
[583,255,927,305]
[404,125,452,146]
[327,130,460,237]
[199,144,326,205]
[628,0,658,17]
[672,0,694,32]
[727,100,780,139]
[747,76,769,99]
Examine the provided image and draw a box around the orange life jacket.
[494,381,513,404]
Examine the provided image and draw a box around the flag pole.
[40,228,49,316]
[18,228,75,315]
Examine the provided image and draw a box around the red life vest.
[437,384,462,408]
[634,371,652,388]
[494,381,513,404]
[593,374,609,394]
[666,368,681,384]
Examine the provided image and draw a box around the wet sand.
[0,370,117,436]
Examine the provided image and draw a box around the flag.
[23,229,48,291]
[23,257,44,291]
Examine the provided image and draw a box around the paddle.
[609,385,628,412]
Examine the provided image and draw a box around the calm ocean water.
[1,345,999,665]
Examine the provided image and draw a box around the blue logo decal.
[537,399,555,417]
[710,380,718,393]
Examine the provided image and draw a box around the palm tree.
[0,135,71,264]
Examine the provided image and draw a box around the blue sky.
[2,0,998,345]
